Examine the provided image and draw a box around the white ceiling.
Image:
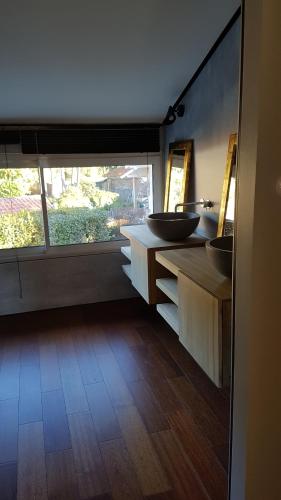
[0,0,240,124]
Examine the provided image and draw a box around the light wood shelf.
[156,303,179,335]
[156,247,232,300]
[121,224,206,250]
[156,278,178,305]
[122,264,132,280]
[121,246,131,261]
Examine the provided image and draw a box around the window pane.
[43,164,153,246]
[0,168,45,249]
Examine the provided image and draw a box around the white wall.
[230,1,281,498]
[0,251,137,315]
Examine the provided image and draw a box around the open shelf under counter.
[156,277,178,305]
[156,303,179,335]
[121,245,131,261]
[122,263,132,280]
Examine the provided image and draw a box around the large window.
[0,156,156,252]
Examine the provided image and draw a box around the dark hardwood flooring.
[0,298,230,500]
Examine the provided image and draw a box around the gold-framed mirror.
[164,140,192,212]
[217,133,238,237]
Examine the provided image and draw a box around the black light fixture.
[163,103,185,126]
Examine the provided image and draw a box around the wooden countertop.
[156,247,232,300]
[120,224,206,250]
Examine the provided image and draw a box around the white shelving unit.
[121,246,131,261]
[156,277,179,335]
[156,303,179,335]
[156,278,178,305]
[122,264,132,281]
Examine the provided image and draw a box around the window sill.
[0,239,130,264]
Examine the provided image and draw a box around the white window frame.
[0,152,162,262]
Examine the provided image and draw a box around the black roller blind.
[17,125,160,154]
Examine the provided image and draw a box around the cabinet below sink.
[155,247,232,388]
[120,224,206,304]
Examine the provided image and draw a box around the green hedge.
[0,211,44,249]
[48,208,111,245]
[0,208,112,249]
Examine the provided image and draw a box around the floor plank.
[20,336,40,367]
[96,351,134,408]
[131,345,165,383]
[73,332,103,385]
[86,382,122,442]
[101,438,143,500]
[0,398,19,464]
[145,491,182,500]
[17,421,48,500]
[148,376,183,415]
[116,405,170,496]
[121,325,144,347]
[108,334,144,383]
[136,325,160,346]
[0,341,20,401]
[152,429,209,500]
[0,463,17,500]
[40,341,62,392]
[19,363,42,424]
[128,379,169,433]
[87,324,112,356]
[57,336,89,414]
[131,341,182,384]
[168,409,227,500]
[169,376,228,448]
[135,327,184,379]
[46,449,79,500]
[42,389,72,453]
[68,411,109,498]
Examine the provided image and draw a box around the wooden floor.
[0,298,230,500]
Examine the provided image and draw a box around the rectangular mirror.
[164,140,192,212]
[217,133,237,236]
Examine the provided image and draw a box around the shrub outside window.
[0,167,45,249]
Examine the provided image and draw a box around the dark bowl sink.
[205,236,233,278]
[146,212,200,241]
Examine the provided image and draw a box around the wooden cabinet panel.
[178,272,222,386]
[131,240,149,303]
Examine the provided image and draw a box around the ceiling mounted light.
[162,104,185,126]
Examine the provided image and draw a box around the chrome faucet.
[175,198,214,212]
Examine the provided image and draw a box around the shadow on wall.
[163,17,241,239]
[200,211,219,239]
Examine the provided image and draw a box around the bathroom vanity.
[120,224,231,387]
[156,247,232,387]
[120,224,206,304]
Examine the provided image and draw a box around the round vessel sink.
[205,236,233,278]
[146,212,200,241]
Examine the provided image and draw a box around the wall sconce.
[163,103,185,126]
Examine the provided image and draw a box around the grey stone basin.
[205,236,233,278]
[146,212,200,241]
